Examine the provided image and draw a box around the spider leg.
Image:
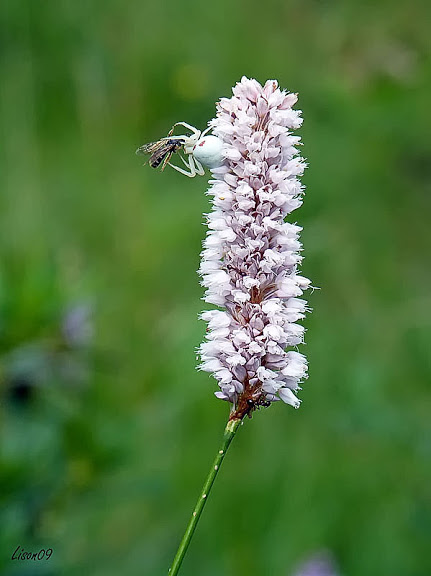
[178,152,192,168]
[172,122,201,138]
[200,127,212,138]
[192,156,205,176]
[187,154,198,176]
[168,154,196,177]
[168,162,195,177]
[161,135,186,141]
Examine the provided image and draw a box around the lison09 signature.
[11,546,53,561]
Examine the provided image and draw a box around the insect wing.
[136,135,186,170]
[136,140,163,156]
[149,146,172,168]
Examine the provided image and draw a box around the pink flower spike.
[198,78,311,421]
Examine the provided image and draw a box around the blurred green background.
[1,1,430,575]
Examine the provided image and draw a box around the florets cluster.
[198,77,310,420]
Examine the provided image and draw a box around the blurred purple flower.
[2,303,94,405]
[198,77,310,420]
[292,550,340,576]
[62,303,93,349]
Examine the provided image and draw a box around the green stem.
[168,417,242,575]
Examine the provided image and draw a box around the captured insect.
[136,128,185,172]
[136,122,224,178]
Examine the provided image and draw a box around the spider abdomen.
[193,135,224,169]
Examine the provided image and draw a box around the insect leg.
[161,151,173,171]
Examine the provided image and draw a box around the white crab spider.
[167,122,224,177]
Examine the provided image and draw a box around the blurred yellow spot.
[172,64,209,101]
[68,458,94,487]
